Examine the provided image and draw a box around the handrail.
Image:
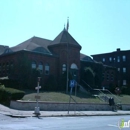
[94,89,121,104]
[104,89,121,103]
[81,80,121,104]
[93,89,110,102]
[82,80,93,90]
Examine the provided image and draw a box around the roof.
[0,45,9,55]
[49,28,81,48]
[80,53,94,62]
[91,48,130,57]
[11,36,52,55]
[2,29,81,56]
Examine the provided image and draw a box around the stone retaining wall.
[10,100,130,111]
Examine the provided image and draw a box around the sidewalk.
[0,104,130,117]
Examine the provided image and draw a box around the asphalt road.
[0,114,130,130]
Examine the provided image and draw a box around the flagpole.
[66,17,69,93]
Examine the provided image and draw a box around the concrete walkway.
[0,104,130,117]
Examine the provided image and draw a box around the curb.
[0,111,130,118]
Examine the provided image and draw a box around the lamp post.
[34,77,41,115]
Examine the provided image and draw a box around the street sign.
[35,95,41,99]
[69,80,76,88]
[35,86,41,90]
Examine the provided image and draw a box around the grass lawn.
[22,90,130,104]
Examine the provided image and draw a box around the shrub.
[0,87,5,101]
[5,88,25,100]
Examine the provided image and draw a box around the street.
[0,114,130,130]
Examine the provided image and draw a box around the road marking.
[108,124,118,128]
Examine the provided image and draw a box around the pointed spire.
[66,17,69,32]
[63,24,66,30]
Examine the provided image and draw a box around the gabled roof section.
[0,45,10,55]
[11,36,52,55]
[49,29,81,48]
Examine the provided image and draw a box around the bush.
[5,88,25,100]
[0,87,25,103]
[0,87,5,101]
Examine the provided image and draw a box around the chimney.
[117,48,120,52]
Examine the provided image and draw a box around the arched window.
[38,62,43,73]
[2,63,5,70]
[6,62,9,69]
[45,63,49,75]
[70,63,78,70]
[38,62,43,70]
[62,64,66,73]
[32,61,36,69]
[10,61,14,68]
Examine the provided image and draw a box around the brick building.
[0,28,81,90]
[0,28,116,90]
[91,48,130,87]
[80,54,116,89]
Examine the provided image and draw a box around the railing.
[81,80,93,90]
[81,80,121,104]
[93,89,121,104]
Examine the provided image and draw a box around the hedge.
[0,86,25,101]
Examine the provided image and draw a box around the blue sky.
[0,0,130,56]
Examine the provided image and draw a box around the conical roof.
[49,29,81,48]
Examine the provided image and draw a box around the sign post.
[68,80,77,114]
[34,77,41,115]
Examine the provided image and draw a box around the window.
[10,61,14,68]
[123,80,127,85]
[123,67,126,73]
[38,62,43,73]
[107,74,109,81]
[6,62,9,69]
[118,80,120,86]
[32,61,36,69]
[113,57,116,62]
[62,64,66,73]
[45,63,49,75]
[117,56,120,62]
[102,58,105,62]
[122,55,126,62]
[109,57,112,62]
[2,63,5,70]
[111,77,114,81]
[117,68,120,72]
